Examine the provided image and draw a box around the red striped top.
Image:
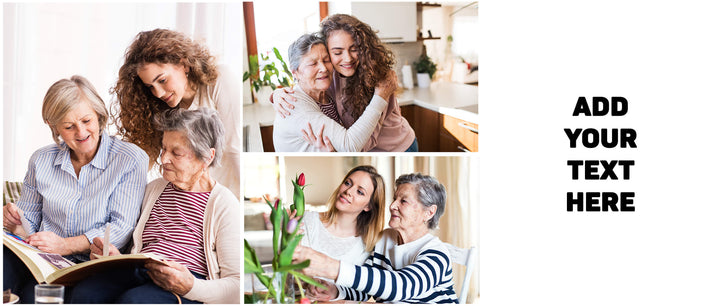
[319,96,343,126]
[140,183,209,276]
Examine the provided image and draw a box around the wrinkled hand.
[89,237,121,259]
[146,260,194,296]
[302,123,336,152]
[27,231,73,255]
[374,70,398,102]
[271,87,296,118]
[306,279,338,302]
[292,245,340,280]
[3,203,25,236]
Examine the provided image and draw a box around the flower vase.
[251,271,295,304]
[417,73,431,88]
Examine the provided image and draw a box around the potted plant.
[244,173,324,304]
[243,47,294,104]
[413,54,437,88]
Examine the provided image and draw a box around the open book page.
[3,230,66,283]
[4,230,168,285]
[45,252,169,285]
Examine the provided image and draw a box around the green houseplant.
[243,47,294,103]
[244,173,324,304]
[413,54,437,88]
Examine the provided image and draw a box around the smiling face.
[56,100,101,161]
[334,171,374,216]
[137,63,195,108]
[326,30,359,77]
[388,183,436,242]
[160,130,207,189]
[293,44,333,96]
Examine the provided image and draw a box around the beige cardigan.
[130,178,241,304]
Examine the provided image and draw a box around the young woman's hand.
[302,123,336,152]
[374,70,398,102]
[270,87,297,118]
[145,260,195,296]
[89,237,121,259]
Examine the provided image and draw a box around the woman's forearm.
[66,235,92,255]
[323,95,388,151]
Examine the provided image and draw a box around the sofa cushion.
[3,181,22,205]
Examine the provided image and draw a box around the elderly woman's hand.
[145,260,195,296]
[89,237,121,259]
[306,278,338,302]
[2,203,25,236]
[27,231,77,255]
[302,123,336,152]
[292,245,340,281]
[271,87,297,118]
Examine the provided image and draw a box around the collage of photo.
[3,1,479,304]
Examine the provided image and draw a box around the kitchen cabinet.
[401,105,478,152]
[260,126,275,152]
[350,2,417,42]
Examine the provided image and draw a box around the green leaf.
[288,270,328,289]
[278,234,303,266]
[293,181,305,216]
[271,208,282,257]
[275,260,310,272]
[244,239,263,273]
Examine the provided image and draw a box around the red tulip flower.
[298,173,305,186]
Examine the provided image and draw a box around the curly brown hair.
[110,29,218,167]
[320,14,395,121]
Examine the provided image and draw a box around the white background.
[479,0,720,304]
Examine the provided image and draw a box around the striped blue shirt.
[335,231,459,304]
[17,131,148,262]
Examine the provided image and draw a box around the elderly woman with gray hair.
[272,32,396,152]
[69,107,241,304]
[293,173,459,304]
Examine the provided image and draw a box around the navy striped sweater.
[335,230,459,304]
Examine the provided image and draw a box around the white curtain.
[2,3,243,181]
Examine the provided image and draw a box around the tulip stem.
[294,274,305,299]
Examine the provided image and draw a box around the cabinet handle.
[380,37,403,40]
[457,146,471,152]
[458,122,478,134]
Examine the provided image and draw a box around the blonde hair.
[321,165,385,252]
[42,75,108,145]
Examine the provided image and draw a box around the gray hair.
[41,75,109,145]
[395,173,446,229]
[153,107,225,167]
[288,32,325,72]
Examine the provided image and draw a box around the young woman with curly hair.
[272,14,418,152]
[111,28,241,197]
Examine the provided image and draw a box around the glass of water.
[34,284,64,304]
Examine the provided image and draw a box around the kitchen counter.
[243,81,478,152]
[396,81,478,124]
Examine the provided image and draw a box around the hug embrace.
[272,14,418,152]
[3,28,241,303]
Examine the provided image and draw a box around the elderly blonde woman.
[272,33,396,152]
[294,173,459,304]
[2,76,148,303]
[69,107,241,304]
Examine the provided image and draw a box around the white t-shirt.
[300,211,369,266]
